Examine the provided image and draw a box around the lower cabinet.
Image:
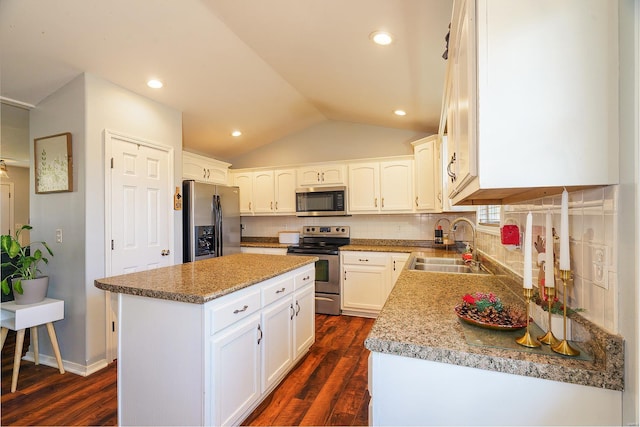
[118,264,315,427]
[341,251,410,317]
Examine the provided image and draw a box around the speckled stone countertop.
[364,265,624,391]
[94,253,317,304]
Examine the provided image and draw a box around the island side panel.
[370,352,622,426]
[118,294,205,426]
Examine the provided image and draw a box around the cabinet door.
[293,283,315,359]
[348,163,379,212]
[380,160,413,212]
[413,138,439,211]
[183,157,208,182]
[253,171,275,214]
[274,169,296,214]
[320,165,346,185]
[297,166,322,186]
[390,254,410,289]
[205,162,228,184]
[261,296,294,392]
[233,172,254,215]
[342,264,387,312]
[211,313,262,426]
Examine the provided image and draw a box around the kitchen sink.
[409,256,490,275]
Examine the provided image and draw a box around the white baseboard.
[23,351,109,376]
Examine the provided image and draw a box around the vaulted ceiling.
[0,0,452,162]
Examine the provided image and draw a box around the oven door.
[287,252,339,294]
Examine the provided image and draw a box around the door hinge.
[110,158,114,169]
[111,240,114,250]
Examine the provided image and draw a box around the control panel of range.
[301,226,350,238]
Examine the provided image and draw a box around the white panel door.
[110,135,172,275]
[1,182,14,236]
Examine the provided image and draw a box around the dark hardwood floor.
[1,314,373,426]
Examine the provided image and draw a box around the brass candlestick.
[516,288,541,348]
[538,286,559,346]
[551,269,580,356]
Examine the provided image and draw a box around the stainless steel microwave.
[295,186,347,216]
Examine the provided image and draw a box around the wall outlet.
[55,228,63,243]
[589,244,608,289]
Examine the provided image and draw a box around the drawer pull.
[290,303,295,320]
[295,301,301,316]
[257,324,263,344]
[276,287,286,294]
[358,258,369,262]
[233,305,249,314]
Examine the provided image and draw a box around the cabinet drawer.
[262,276,294,307]
[294,266,314,290]
[342,252,388,266]
[210,289,261,334]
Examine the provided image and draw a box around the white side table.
[0,298,65,392]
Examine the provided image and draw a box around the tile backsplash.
[477,186,618,334]
[242,186,618,334]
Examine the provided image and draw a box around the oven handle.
[315,296,336,302]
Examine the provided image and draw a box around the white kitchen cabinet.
[231,168,296,215]
[297,163,346,186]
[117,264,314,427]
[183,151,231,185]
[411,137,440,212]
[211,312,262,426]
[443,0,618,205]
[348,158,414,214]
[369,351,622,426]
[341,251,390,316]
[440,135,476,212]
[390,253,409,288]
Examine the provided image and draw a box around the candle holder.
[551,269,580,356]
[538,286,560,346]
[516,288,541,348]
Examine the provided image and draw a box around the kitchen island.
[364,260,624,426]
[95,253,317,427]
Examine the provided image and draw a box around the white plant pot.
[531,302,572,340]
[13,276,49,305]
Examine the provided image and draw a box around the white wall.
[29,73,183,372]
[228,120,427,168]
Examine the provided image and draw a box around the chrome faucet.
[451,217,477,264]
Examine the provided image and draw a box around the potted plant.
[1,224,54,304]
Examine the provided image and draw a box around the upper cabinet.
[443,0,618,205]
[231,168,296,215]
[183,151,231,185]
[348,158,414,214]
[297,164,347,187]
[412,136,440,212]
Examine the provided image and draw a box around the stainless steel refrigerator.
[182,180,241,262]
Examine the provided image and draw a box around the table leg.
[0,327,7,350]
[32,326,39,365]
[45,322,65,374]
[11,329,25,392]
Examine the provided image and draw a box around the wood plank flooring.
[1,314,373,426]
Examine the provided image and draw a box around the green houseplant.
[1,224,54,301]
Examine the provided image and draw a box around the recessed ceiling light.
[231,130,242,137]
[147,79,163,89]
[394,109,407,116]
[370,31,393,46]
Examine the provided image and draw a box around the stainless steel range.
[286,226,350,315]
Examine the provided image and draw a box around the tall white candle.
[523,211,533,289]
[559,189,570,270]
[545,210,555,288]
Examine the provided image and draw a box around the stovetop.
[286,225,350,255]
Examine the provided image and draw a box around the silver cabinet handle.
[203,168,207,179]
[415,197,419,207]
[381,197,384,208]
[317,172,320,182]
[275,201,278,210]
[233,305,248,314]
[393,260,396,271]
[321,172,325,181]
[295,301,300,316]
[374,197,378,207]
[358,258,369,262]
[257,324,263,344]
[290,303,295,320]
[276,287,286,294]
[447,153,457,183]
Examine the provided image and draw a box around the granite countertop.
[241,241,290,249]
[364,266,624,391]
[94,253,317,304]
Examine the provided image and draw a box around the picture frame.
[34,132,73,194]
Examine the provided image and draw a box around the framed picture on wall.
[34,132,73,194]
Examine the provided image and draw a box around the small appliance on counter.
[278,231,300,245]
[286,226,350,315]
[182,180,241,263]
